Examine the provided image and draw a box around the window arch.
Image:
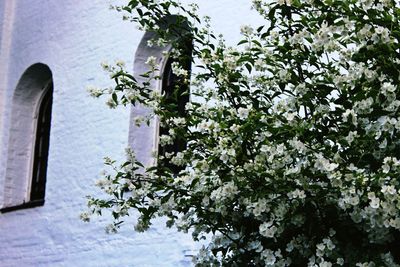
[1,63,53,213]
[129,15,192,172]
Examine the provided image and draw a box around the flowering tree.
[83,0,400,265]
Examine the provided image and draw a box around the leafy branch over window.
[83,0,400,265]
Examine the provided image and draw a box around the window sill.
[0,199,45,213]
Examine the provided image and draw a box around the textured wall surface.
[0,0,264,266]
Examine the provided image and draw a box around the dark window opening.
[30,81,53,202]
[158,44,192,174]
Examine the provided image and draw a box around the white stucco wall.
[0,0,264,266]
[0,0,16,206]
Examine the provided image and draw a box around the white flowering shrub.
[84,0,400,265]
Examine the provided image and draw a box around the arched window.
[1,63,53,213]
[129,15,192,173]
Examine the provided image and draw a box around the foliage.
[83,0,400,265]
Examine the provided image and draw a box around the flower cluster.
[83,0,400,266]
